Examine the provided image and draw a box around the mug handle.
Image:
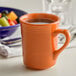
[53,29,71,59]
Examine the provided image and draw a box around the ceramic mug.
[20,13,70,70]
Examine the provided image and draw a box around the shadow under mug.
[20,13,70,70]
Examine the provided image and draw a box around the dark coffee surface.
[26,19,54,24]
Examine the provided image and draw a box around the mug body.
[20,13,59,69]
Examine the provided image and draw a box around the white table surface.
[0,47,76,76]
[0,0,76,76]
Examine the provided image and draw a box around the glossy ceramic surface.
[20,13,70,70]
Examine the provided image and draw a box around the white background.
[0,0,43,13]
[0,0,75,13]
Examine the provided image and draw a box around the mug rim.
[20,13,60,26]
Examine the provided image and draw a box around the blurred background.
[0,0,75,25]
[0,0,43,13]
[0,0,74,12]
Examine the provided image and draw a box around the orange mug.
[20,13,70,70]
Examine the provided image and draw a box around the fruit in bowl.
[0,7,27,39]
[0,10,18,26]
